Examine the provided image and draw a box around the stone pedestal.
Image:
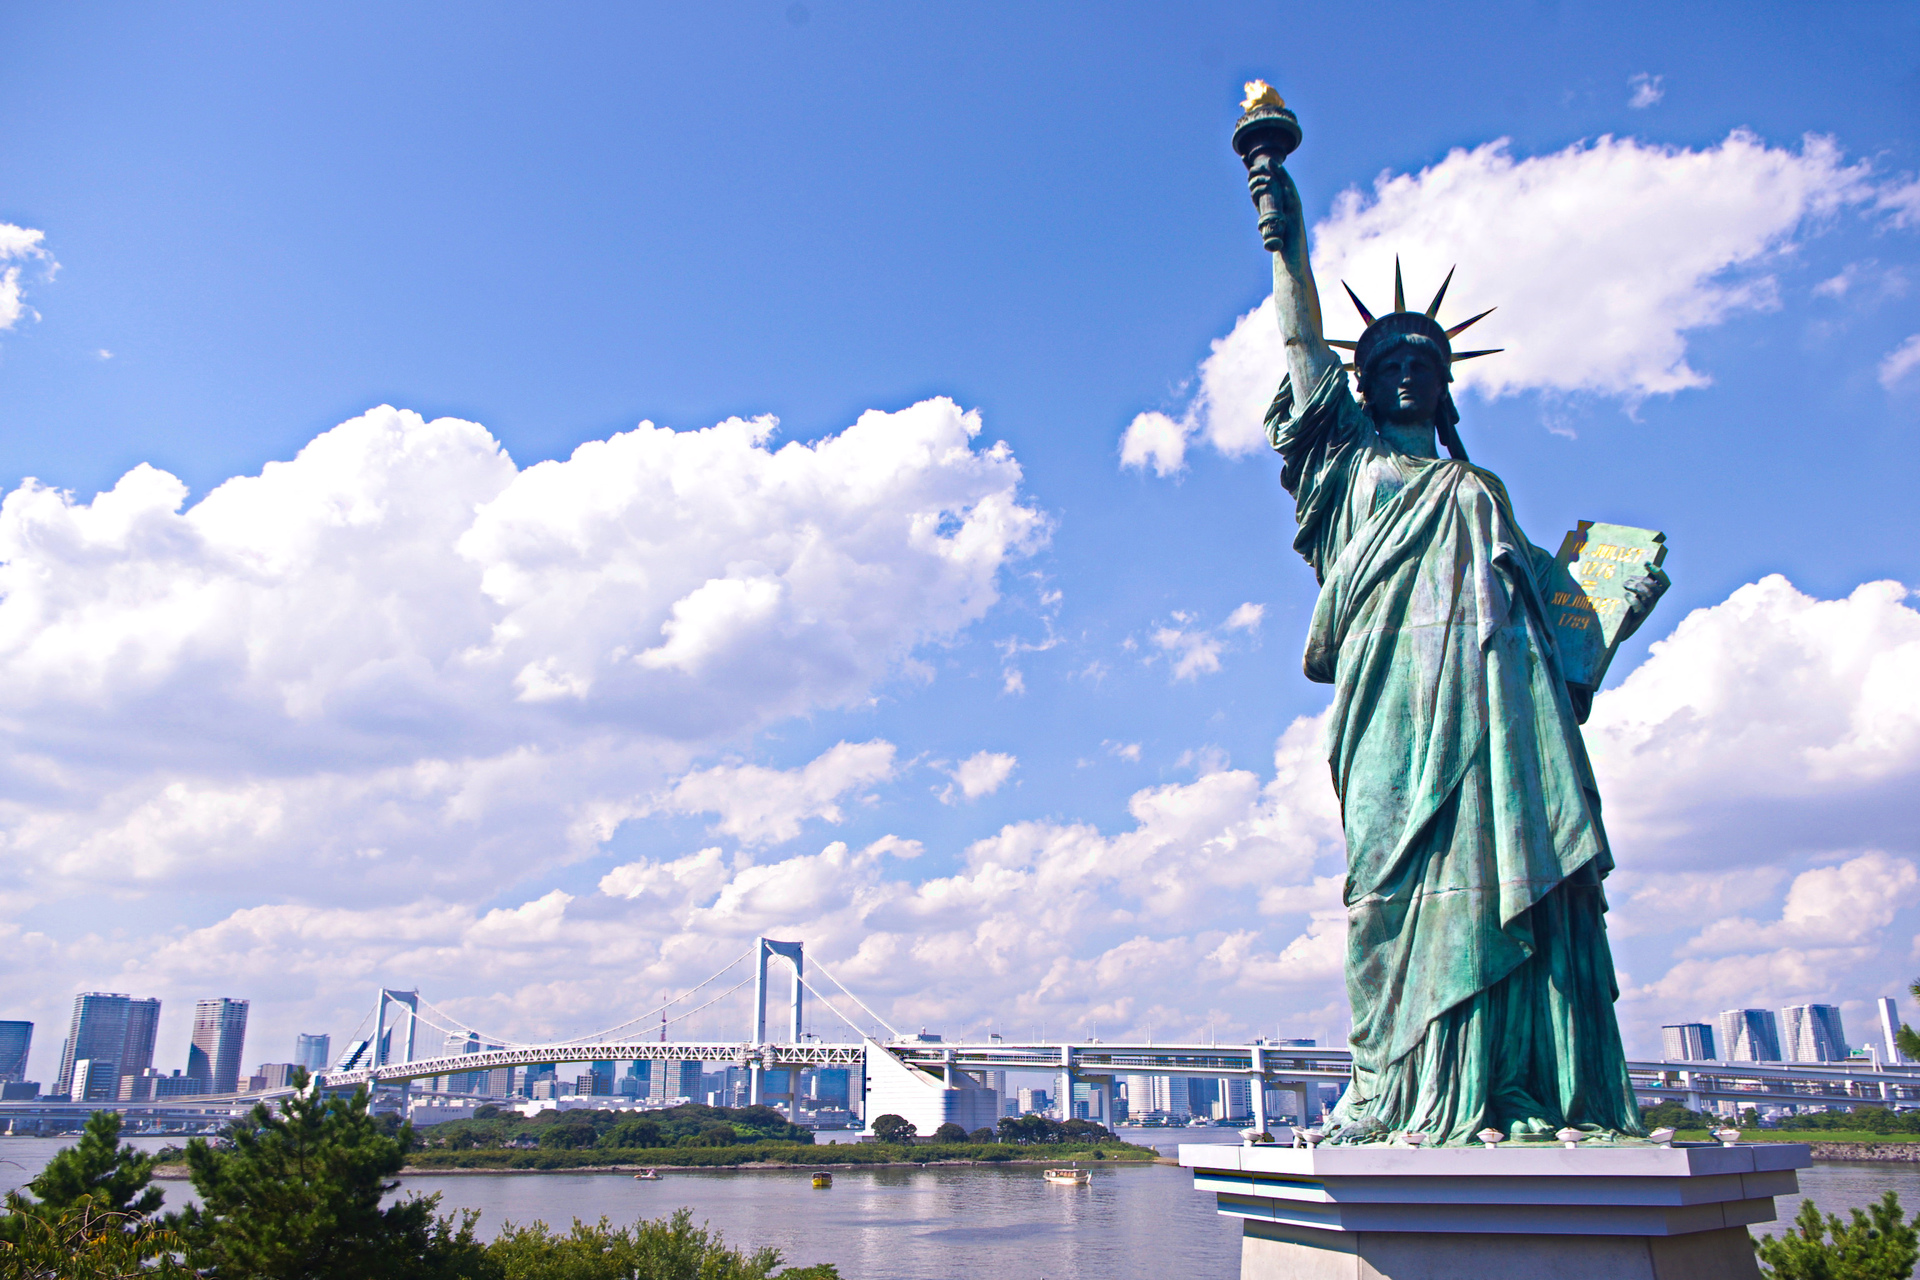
[1179,1140,1811,1280]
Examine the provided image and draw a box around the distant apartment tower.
[651,1060,701,1103]
[1661,1023,1716,1061]
[1018,1086,1051,1115]
[294,1033,331,1072]
[56,994,132,1098]
[188,999,249,1093]
[0,1021,30,1082]
[1718,1009,1782,1062]
[1779,1004,1848,1062]
[121,999,160,1079]
[1876,997,1907,1064]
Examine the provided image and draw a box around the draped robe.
[1271,367,1640,1144]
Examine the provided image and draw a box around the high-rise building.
[621,1061,653,1099]
[294,1033,331,1072]
[1879,997,1907,1065]
[56,994,133,1098]
[1779,1005,1848,1062]
[809,1067,852,1109]
[254,1063,299,1090]
[188,998,249,1093]
[0,1021,30,1082]
[651,1060,701,1103]
[1017,1086,1050,1115]
[1661,1023,1716,1061]
[121,999,160,1079]
[1718,1009,1782,1063]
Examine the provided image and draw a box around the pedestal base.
[1180,1141,1811,1280]
[1241,1222,1759,1280]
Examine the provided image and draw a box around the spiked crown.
[1328,259,1501,380]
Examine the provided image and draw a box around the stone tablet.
[1546,521,1667,692]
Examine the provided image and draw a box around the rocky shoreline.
[1808,1142,1920,1162]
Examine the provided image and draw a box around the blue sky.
[2,1,1918,1080]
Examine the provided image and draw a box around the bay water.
[2,1135,1915,1279]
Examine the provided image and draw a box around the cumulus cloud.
[0,398,1043,900]
[0,222,54,332]
[938,750,1016,804]
[1628,73,1665,109]
[655,740,898,846]
[1128,131,1902,463]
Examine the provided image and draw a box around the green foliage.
[1900,979,1920,1065]
[1776,1108,1920,1135]
[486,1209,838,1280]
[1640,1100,1716,1131]
[967,1128,995,1143]
[931,1123,969,1144]
[1755,1191,1919,1279]
[2,1112,163,1234]
[404,1137,1157,1172]
[171,1072,490,1279]
[426,1104,810,1154]
[996,1114,1119,1146]
[0,1200,193,1280]
[869,1115,914,1144]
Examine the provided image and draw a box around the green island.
[389,1101,1157,1172]
[1641,1101,1920,1160]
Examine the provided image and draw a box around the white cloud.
[1106,740,1142,763]
[1628,73,1665,109]
[0,398,1043,899]
[0,222,54,332]
[1586,576,1920,859]
[1134,132,1897,460]
[655,740,898,846]
[1879,334,1920,388]
[939,750,1016,804]
[1224,602,1265,631]
[1146,604,1262,680]
[1119,410,1190,477]
[1682,852,1920,956]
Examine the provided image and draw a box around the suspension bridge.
[5,936,1916,1137]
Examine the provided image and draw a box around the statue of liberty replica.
[1233,83,1669,1146]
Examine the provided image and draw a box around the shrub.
[1756,1190,1918,1280]
[487,1208,838,1280]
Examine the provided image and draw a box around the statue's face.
[1366,346,1444,427]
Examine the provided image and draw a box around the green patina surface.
[1235,88,1668,1146]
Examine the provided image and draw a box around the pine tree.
[171,1070,492,1280]
[0,1110,162,1238]
[1756,1191,1919,1280]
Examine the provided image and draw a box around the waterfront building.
[154,1070,204,1098]
[1661,1023,1717,1061]
[70,1058,115,1102]
[294,1033,330,1072]
[254,1063,299,1089]
[187,998,249,1094]
[0,1021,30,1082]
[1187,1078,1220,1119]
[1877,997,1906,1064]
[1779,1005,1848,1062]
[56,994,132,1099]
[1718,1008,1782,1062]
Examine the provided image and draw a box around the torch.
[1232,81,1302,253]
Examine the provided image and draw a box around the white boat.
[1042,1166,1091,1186]
[633,1169,660,1181]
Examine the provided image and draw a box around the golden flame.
[1241,80,1284,111]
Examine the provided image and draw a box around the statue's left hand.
[1617,563,1670,642]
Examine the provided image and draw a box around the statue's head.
[1334,262,1501,461]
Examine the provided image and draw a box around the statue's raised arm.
[1233,82,1340,398]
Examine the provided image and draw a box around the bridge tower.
[748,938,803,1106]
[374,989,419,1068]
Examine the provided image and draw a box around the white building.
[1661,1023,1716,1061]
[864,1041,998,1136]
[1878,997,1907,1065]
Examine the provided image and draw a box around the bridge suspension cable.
[551,945,757,1046]
[801,955,899,1040]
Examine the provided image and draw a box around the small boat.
[1043,1166,1091,1186]
[633,1169,660,1181]
[811,1172,833,1188]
